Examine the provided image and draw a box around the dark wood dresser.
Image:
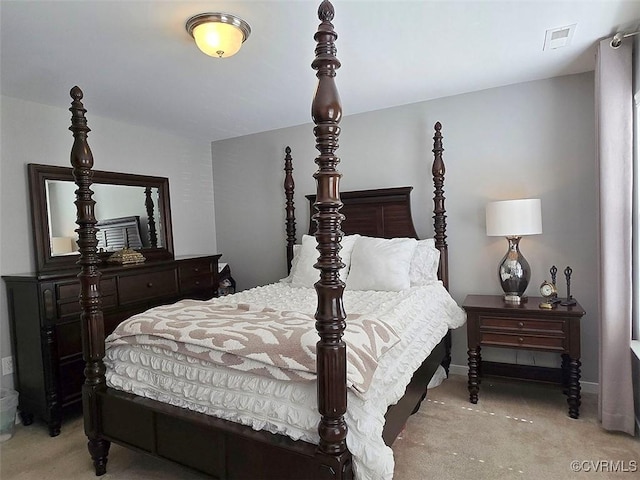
[3,254,220,436]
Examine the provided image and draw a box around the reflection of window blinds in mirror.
[96,216,143,251]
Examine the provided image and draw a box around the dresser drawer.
[55,309,128,360]
[57,276,117,300]
[58,358,84,406]
[480,332,566,351]
[118,268,178,305]
[55,277,117,320]
[56,322,81,359]
[479,315,565,335]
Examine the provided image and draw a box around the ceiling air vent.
[543,24,576,51]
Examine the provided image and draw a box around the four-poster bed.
[70,2,464,479]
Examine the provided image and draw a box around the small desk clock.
[539,280,560,309]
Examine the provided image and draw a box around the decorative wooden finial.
[69,86,91,146]
[432,121,443,176]
[311,0,348,457]
[318,0,335,22]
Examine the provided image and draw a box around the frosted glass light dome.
[186,13,251,58]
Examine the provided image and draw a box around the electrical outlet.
[2,356,14,376]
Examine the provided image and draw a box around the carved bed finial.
[318,0,335,22]
[432,121,448,290]
[311,0,348,458]
[284,146,296,273]
[69,86,90,141]
[70,85,83,100]
[69,86,111,475]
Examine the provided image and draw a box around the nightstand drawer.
[178,260,213,281]
[479,316,565,335]
[480,332,565,351]
[180,275,213,291]
[177,258,216,297]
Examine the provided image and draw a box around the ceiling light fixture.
[186,13,251,58]
[610,31,640,49]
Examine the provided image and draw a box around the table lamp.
[486,199,542,304]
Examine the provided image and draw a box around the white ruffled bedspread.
[105,281,466,480]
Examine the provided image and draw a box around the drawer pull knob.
[147,282,153,288]
[518,322,524,328]
[195,281,200,286]
[518,337,524,343]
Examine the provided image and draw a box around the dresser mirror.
[28,163,174,272]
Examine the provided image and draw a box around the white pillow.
[346,236,418,291]
[279,244,302,283]
[290,234,359,288]
[409,238,440,286]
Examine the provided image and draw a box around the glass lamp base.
[498,236,531,304]
[503,294,527,304]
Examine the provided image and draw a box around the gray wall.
[0,95,217,390]
[213,72,599,384]
[0,72,601,392]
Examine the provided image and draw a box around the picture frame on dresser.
[3,163,221,437]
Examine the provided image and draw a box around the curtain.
[596,38,635,435]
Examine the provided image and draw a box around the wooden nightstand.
[463,294,586,419]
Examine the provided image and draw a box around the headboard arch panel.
[306,187,419,239]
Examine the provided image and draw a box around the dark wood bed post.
[145,186,158,248]
[311,0,349,461]
[431,121,452,374]
[69,86,110,475]
[432,122,448,289]
[284,146,296,273]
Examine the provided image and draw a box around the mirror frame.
[28,163,174,272]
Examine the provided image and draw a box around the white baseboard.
[448,363,468,378]
[448,363,598,394]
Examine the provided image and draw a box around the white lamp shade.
[486,199,542,237]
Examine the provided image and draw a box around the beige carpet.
[0,374,637,479]
[393,375,639,479]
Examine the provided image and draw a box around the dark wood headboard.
[305,187,419,239]
[284,123,448,290]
